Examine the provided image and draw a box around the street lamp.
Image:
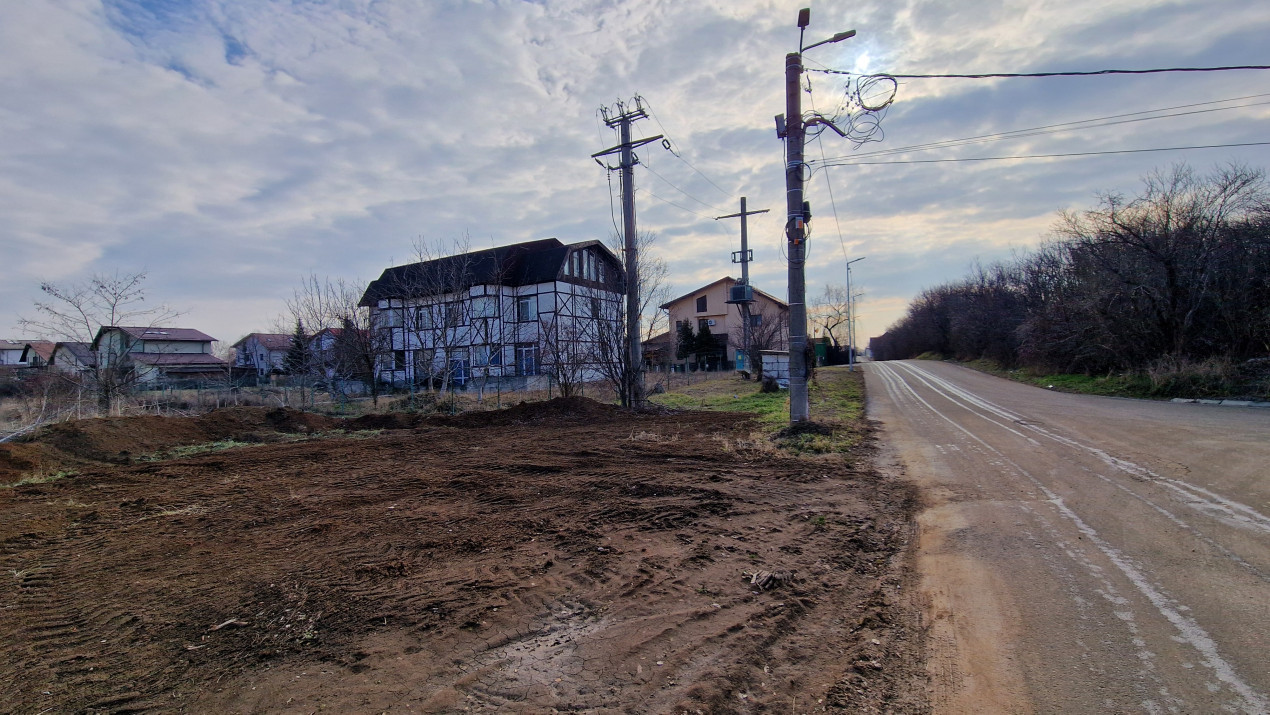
[780,8,857,424]
[845,257,866,371]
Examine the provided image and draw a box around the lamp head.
[797,8,810,28]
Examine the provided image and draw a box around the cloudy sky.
[3,0,1268,349]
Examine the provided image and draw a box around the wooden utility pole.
[592,97,663,408]
[777,8,855,424]
[716,197,769,373]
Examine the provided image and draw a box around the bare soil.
[0,398,925,713]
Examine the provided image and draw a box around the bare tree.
[18,270,183,414]
[595,230,670,406]
[729,303,789,380]
[810,285,851,348]
[286,274,390,406]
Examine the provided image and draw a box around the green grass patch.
[960,359,1155,398]
[2,469,79,489]
[138,439,263,462]
[649,366,867,455]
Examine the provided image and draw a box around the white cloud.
[2,0,1268,348]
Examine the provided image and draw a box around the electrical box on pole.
[716,197,769,374]
[779,8,856,424]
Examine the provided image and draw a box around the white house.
[93,326,227,386]
[0,340,31,366]
[231,332,291,376]
[358,238,624,391]
[49,342,96,375]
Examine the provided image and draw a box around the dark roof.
[99,326,217,343]
[359,239,621,307]
[53,342,96,367]
[232,333,291,350]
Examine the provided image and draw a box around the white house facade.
[359,238,625,392]
[231,333,291,376]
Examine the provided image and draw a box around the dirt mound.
[446,396,623,427]
[349,412,425,431]
[262,407,342,433]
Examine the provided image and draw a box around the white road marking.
[869,361,1269,712]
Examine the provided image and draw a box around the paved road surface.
[866,360,1269,714]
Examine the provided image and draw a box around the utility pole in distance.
[717,197,769,374]
[593,97,663,408]
[776,8,855,423]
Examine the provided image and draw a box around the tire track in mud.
[2,400,922,714]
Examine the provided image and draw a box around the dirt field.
[1,392,924,713]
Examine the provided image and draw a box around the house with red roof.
[92,326,227,386]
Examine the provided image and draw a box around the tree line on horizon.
[870,164,1270,389]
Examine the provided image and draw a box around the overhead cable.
[808,65,1270,79]
[815,141,1270,167]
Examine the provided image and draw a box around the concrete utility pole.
[593,97,663,408]
[776,8,855,423]
[845,256,866,371]
[716,197,769,373]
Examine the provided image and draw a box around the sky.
[3,0,1268,350]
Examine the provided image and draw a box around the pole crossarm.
[715,208,770,221]
[591,135,665,160]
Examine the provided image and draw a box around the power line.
[637,187,717,220]
[640,97,735,198]
[806,81,851,267]
[821,97,1270,163]
[815,141,1270,167]
[640,161,726,213]
[809,65,1270,79]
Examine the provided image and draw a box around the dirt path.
[867,360,1270,713]
[1,397,925,713]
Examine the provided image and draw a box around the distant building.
[0,340,31,365]
[93,326,227,385]
[49,342,96,374]
[649,277,788,371]
[231,333,291,377]
[19,341,56,369]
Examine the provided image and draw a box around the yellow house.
[653,277,788,370]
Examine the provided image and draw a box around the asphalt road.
[865,360,1270,714]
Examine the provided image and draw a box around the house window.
[472,295,497,318]
[696,295,707,312]
[571,252,580,278]
[517,295,537,322]
[589,297,602,319]
[675,320,686,330]
[473,344,501,367]
[444,302,463,327]
[383,308,403,328]
[393,350,407,370]
[751,314,763,327]
[698,319,710,332]
[515,344,539,376]
[415,306,435,330]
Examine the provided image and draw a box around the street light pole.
[845,256,866,371]
[779,9,855,423]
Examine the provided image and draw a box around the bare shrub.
[1146,355,1237,397]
